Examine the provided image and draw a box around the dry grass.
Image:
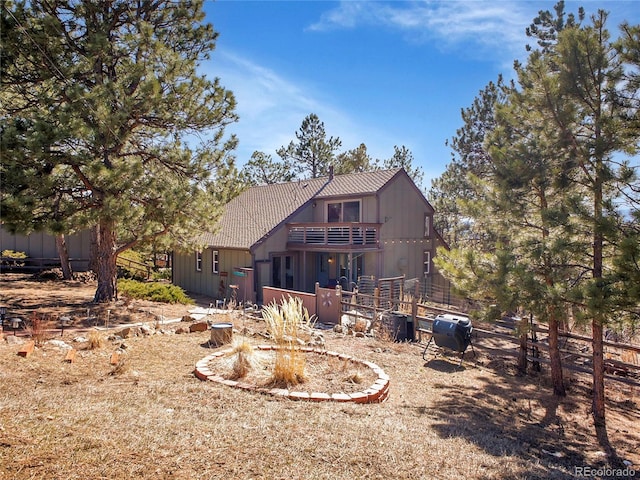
[223,337,264,380]
[262,296,315,387]
[87,331,104,350]
[0,275,639,480]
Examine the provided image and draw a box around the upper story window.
[328,200,360,223]
[424,214,431,238]
[211,250,219,274]
[424,250,431,275]
[195,251,202,272]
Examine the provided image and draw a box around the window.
[423,251,431,275]
[343,201,360,222]
[328,203,341,222]
[212,250,219,274]
[195,251,202,272]
[424,214,431,238]
[327,200,360,222]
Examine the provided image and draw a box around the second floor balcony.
[286,222,381,250]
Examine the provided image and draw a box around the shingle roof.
[314,168,400,198]
[200,168,403,250]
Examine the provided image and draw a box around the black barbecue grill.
[422,314,475,366]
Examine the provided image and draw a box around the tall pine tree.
[1,0,238,302]
[276,113,341,179]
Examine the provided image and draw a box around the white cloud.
[308,1,534,61]
[202,50,397,165]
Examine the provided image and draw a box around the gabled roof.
[200,168,403,250]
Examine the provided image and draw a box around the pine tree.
[435,4,640,420]
[383,145,424,189]
[549,10,639,426]
[429,80,506,246]
[240,151,296,186]
[277,114,341,179]
[1,1,238,302]
[485,51,586,396]
[334,143,377,174]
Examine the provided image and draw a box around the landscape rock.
[181,315,195,323]
[189,321,208,333]
[140,323,155,336]
[117,326,141,338]
[354,318,370,333]
[307,331,325,347]
[46,339,72,350]
[340,310,372,333]
[73,336,88,343]
[5,335,25,346]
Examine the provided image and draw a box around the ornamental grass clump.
[224,337,263,380]
[262,296,315,387]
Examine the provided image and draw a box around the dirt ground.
[1,273,639,479]
[0,273,199,329]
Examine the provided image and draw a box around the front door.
[317,253,330,288]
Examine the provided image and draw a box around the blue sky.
[201,1,640,190]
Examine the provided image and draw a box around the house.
[172,168,446,304]
[0,226,91,272]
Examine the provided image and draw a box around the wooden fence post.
[411,282,419,341]
[373,287,379,309]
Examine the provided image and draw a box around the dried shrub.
[224,337,262,380]
[29,312,49,346]
[344,371,364,384]
[109,356,129,376]
[87,331,104,350]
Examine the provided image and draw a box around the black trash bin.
[382,311,414,342]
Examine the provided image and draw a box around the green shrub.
[2,250,27,267]
[150,268,172,281]
[2,249,27,259]
[118,279,194,304]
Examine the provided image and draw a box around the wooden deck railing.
[286,222,381,249]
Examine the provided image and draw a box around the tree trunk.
[55,234,73,280]
[592,155,606,426]
[93,220,118,303]
[89,225,100,274]
[517,316,528,375]
[592,319,606,426]
[548,315,566,397]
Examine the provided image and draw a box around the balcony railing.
[287,223,381,249]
